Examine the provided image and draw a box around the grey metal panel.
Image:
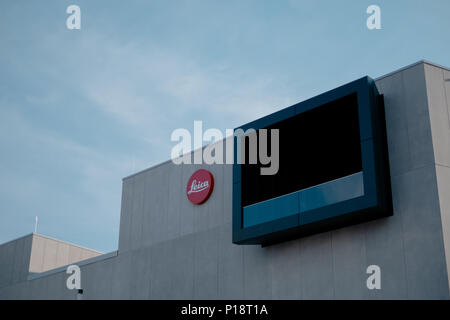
[331,224,367,299]
[299,232,334,300]
[218,222,244,299]
[425,65,450,167]
[194,228,219,299]
[243,246,272,299]
[267,240,301,299]
[395,165,449,299]
[118,178,134,252]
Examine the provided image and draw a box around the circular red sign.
[186,169,214,205]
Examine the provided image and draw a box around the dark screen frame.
[232,76,392,246]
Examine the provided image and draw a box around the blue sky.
[1,0,449,252]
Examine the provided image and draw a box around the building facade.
[1,60,450,299]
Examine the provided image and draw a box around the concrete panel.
[435,164,450,291]
[67,245,82,265]
[0,244,6,288]
[44,271,66,300]
[425,64,450,167]
[153,165,170,245]
[180,164,198,237]
[118,178,134,252]
[142,165,170,247]
[169,234,195,299]
[223,164,233,225]
[207,164,224,230]
[29,235,45,274]
[90,258,115,299]
[11,237,26,284]
[0,286,6,300]
[130,247,151,299]
[56,243,70,267]
[21,236,33,279]
[149,239,173,299]
[394,165,449,299]
[15,280,31,300]
[55,269,77,300]
[376,72,412,176]
[130,173,145,251]
[80,248,92,261]
[243,246,272,299]
[299,232,334,300]
[110,251,132,299]
[0,242,15,287]
[402,64,435,170]
[363,215,408,299]
[42,239,58,272]
[267,239,301,299]
[445,69,450,116]
[194,227,219,299]
[331,224,367,299]
[29,276,49,300]
[0,235,32,291]
[166,162,183,240]
[218,222,244,299]
[79,263,96,300]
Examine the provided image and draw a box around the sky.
[1,0,449,252]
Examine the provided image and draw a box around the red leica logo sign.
[186,169,214,205]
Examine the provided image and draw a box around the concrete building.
[1,60,450,299]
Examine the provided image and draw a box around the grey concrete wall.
[424,64,450,290]
[1,61,450,300]
[0,234,33,288]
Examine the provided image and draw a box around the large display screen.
[233,77,392,245]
